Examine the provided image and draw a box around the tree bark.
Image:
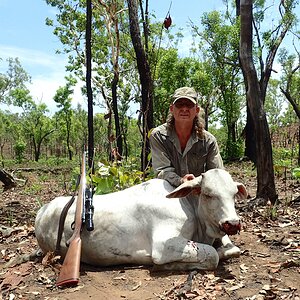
[127,0,153,172]
[241,0,296,163]
[86,0,94,168]
[239,0,277,204]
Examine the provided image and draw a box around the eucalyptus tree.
[0,111,13,160]
[237,0,299,163]
[22,102,55,161]
[127,0,153,172]
[0,58,33,160]
[0,110,21,187]
[86,0,94,168]
[72,103,88,155]
[0,109,30,161]
[2,83,54,162]
[278,48,300,119]
[153,48,223,134]
[45,0,135,159]
[0,57,31,106]
[264,79,285,133]
[190,60,222,130]
[239,0,276,203]
[238,0,299,203]
[92,0,128,158]
[53,76,77,160]
[93,112,109,159]
[153,48,193,124]
[278,48,300,164]
[191,11,243,160]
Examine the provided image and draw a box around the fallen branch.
[0,168,17,190]
[4,248,44,268]
[177,270,198,296]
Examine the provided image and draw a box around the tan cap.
[172,87,197,104]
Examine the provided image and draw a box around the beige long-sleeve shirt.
[149,123,224,187]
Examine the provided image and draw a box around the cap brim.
[173,96,197,104]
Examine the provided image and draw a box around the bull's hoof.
[217,244,241,260]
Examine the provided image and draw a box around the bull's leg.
[152,237,219,271]
[217,235,241,260]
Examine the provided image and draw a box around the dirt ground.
[0,162,299,300]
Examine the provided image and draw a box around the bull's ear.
[166,176,202,198]
[235,183,248,200]
[166,186,193,198]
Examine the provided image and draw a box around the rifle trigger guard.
[71,221,75,230]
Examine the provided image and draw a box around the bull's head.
[166,169,248,237]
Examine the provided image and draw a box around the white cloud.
[0,45,64,71]
[28,73,85,111]
[0,45,85,114]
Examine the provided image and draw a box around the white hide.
[35,169,247,271]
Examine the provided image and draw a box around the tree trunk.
[67,120,73,160]
[226,121,238,160]
[239,0,277,204]
[242,0,295,164]
[298,124,300,166]
[86,0,94,168]
[111,65,122,157]
[127,0,153,172]
[244,107,256,163]
[97,0,123,159]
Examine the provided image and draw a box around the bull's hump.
[94,178,175,206]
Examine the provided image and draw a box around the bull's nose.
[220,220,241,235]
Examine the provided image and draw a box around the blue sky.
[0,0,298,114]
[0,0,225,114]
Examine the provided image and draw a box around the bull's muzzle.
[220,220,241,235]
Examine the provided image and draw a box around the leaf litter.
[0,162,299,300]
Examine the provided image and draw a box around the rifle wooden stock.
[56,153,86,287]
[55,236,82,287]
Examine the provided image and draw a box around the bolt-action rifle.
[56,150,94,287]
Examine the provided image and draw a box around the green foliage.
[0,57,31,106]
[273,147,299,178]
[191,10,244,160]
[153,48,189,123]
[92,159,146,195]
[264,202,278,221]
[53,76,77,160]
[273,147,297,164]
[292,168,300,179]
[14,140,26,163]
[209,125,244,161]
[0,0,298,177]
[278,48,299,126]
[35,197,45,209]
[224,140,244,161]
[37,157,78,169]
[23,183,43,195]
[22,103,55,161]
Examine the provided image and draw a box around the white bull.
[35,168,247,270]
